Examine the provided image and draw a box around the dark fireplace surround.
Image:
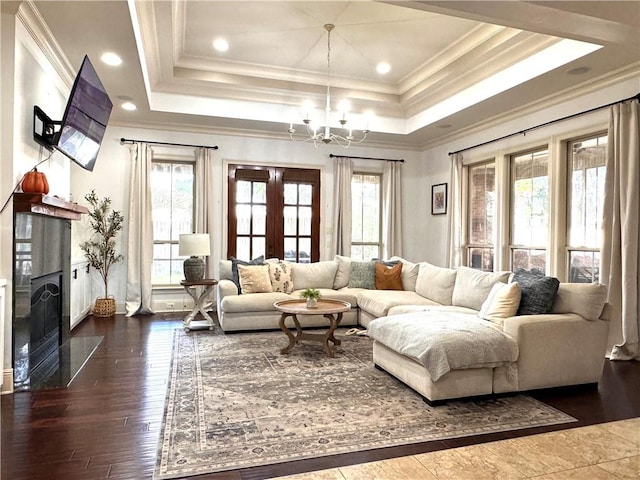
[12,194,87,390]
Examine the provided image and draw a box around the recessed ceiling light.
[567,66,591,75]
[376,62,391,75]
[101,52,122,66]
[213,38,229,52]
[121,102,137,111]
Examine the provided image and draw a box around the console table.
[180,279,218,331]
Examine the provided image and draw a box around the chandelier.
[288,24,369,148]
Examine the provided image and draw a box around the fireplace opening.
[28,271,62,380]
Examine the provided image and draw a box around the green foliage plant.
[79,190,124,298]
[300,288,321,301]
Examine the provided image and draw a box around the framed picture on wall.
[431,183,447,215]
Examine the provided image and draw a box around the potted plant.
[79,190,124,317]
[300,288,321,308]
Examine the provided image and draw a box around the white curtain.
[332,156,353,256]
[446,153,464,268]
[194,147,216,278]
[382,161,403,258]
[602,99,640,360]
[125,143,155,316]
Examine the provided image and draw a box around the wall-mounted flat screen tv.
[33,55,112,172]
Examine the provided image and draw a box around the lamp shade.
[179,234,210,282]
[179,234,211,257]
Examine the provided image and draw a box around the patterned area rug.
[154,329,576,479]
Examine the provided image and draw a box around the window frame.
[465,160,497,271]
[350,171,383,261]
[150,157,196,287]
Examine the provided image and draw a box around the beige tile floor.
[273,418,640,479]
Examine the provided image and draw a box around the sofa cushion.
[478,282,522,326]
[512,269,560,315]
[348,261,375,289]
[415,263,457,305]
[333,255,351,289]
[390,257,420,292]
[291,261,338,290]
[221,292,291,313]
[375,261,404,290]
[357,290,435,318]
[452,266,512,311]
[230,255,265,290]
[238,264,273,294]
[551,282,608,321]
[268,262,294,293]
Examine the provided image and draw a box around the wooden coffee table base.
[279,312,343,357]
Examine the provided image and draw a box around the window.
[351,173,381,260]
[510,148,549,271]
[151,161,194,285]
[567,133,607,283]
[227,165,320,262]
[467,162,496,271]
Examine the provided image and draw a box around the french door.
[227,165,320,263]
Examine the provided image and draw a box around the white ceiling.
[32,1,640,149]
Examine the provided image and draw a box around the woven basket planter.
[93,297,116,317]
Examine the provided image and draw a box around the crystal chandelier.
[288,24,369,148]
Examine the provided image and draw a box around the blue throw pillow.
[230,255,265,291]
[348,261,375,289]
[512,268,560,315]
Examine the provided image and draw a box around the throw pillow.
[512,268,560,315]
[551,282,608,321]
[374,261,404,290]
[237,264,273,294]
[478,282,522,326]
[348,261,375,289]
[230,255,265,290]
[333,255,352,289]
[451,266,512,311]
[390,256,419,291]
[269,262,294,293]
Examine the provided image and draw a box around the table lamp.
[179,233,210,282]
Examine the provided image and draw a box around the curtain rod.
[448,92,640,156]
[120,137,219,150]
[329,153,404,163]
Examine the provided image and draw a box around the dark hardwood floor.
[2,313,639,480]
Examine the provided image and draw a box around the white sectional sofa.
[216,256,610,403]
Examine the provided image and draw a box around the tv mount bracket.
[33,106,61,151]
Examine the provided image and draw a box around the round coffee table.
[274,298,351,357]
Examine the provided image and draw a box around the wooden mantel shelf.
[13,193,89,220]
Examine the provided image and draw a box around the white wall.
[72,126,421,313]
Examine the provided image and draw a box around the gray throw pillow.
[512,268,560,315]
[348,261,375,289]
[230,255,265,291]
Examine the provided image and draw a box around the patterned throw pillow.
[269,262,294,293]
[512,268,560,315]
[238,265,273,294]
[230,255,265,291]
[374,261,404,290]
[348,261,375,289]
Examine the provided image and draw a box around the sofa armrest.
[216,279,238,313]
[501,313,609,390]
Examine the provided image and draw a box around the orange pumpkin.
[21,168,49,194]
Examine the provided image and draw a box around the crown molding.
[418,63,640,151]
[17,1,75,87]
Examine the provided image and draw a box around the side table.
[180,279,218,331]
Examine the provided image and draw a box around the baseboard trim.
[1,368,14,394]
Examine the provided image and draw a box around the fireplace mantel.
[13,193,88,220]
